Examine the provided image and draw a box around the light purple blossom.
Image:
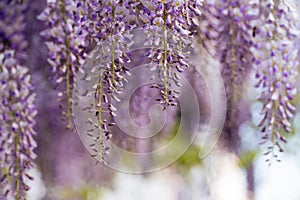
[71,0,139,163]
[0,50,37,199]
[200,0,299,156]
[199,0,258,150]
[140,0,203,109]
[0,1,28,62]
[38,0,89,128]
[251,0,299,159]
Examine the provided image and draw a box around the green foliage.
[238,150,259,169]
[175,144,203,169]
[58,186,102,200]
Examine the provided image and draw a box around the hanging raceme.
[38,0,89,129]
[139,0,203,109]
[251,0,299,162]
[0,0,300,198]
[76,0,138,163]
[0,0,28,62]
[198,1,220,56]
[0,50,37,200]
[199,0,299,157]
[0,1,37,199]
[199,0,259,150]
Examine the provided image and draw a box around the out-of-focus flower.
[251,0,299,159]
[199,0,299,155]
[0,50,37,200]
[0,0,38,198]
[199,0,258,150]
[0,0,28,62]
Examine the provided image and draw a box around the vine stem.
[163,3,169,105]
[228,14,237,128]
[8,96,20,199]
[96,69,103,161]
[270,0,282,156]
[111,5,116,90]
[60,0,72,128]
[14,126,20,200]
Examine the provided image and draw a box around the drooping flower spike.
[200,0,299,157]
[70,0,139,163]
[0,51,37,199]
[199,0,259,150]
[0,0,28,63]
[251,0,299,161]
[139,0,203,109]
[0,1,38,198]
[38,0,89,129]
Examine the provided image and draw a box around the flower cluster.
[199,0,299,156]
[0,0,28,61]
[86,0,136,94]
[0,1,28,62]
[198,1,220,56]
[0,50,37,199]
[139,0,203,109]
[199,0,259,150]
[251,0,299,159]
[38,0,89,129]
[38,0,300,165]
[0,1,38,198]
[71,0,139,163]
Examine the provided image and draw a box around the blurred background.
[17,0,300,199]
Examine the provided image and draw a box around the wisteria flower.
[0,50,37,200]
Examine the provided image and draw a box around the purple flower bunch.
[86,0,136,97]
[0,50,37,200]
[139,0,203,108]
[0,1,28,62]
[251,0,299,159]
[0,1,37,198]
[38,0,89,129]
[199,0,259,150]
[0,0,299,198]
[80,0,138,162]
[200,0,299,156]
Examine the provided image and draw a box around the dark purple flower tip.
[74,14,80,22]
[107,6,112,12]
[270,51,275,57]
[80,16,87,22]
[76,2,82,7]
[92,13,97,20]
[116,16,122,21]
[125,24,131,31]
[157,4,163,11]
[233,17,239,23]
[287,94,294,100]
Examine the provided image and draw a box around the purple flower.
[199,0,299,156]
[251,0,299,159]
[38,0,90,129]
[139,0,202,109]
[0,50,37,199]
[198,0,258,150]
[0,0,28,62]
[68,0,138,162]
